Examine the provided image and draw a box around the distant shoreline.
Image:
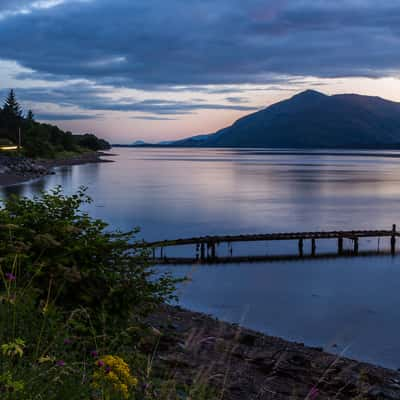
[112,145,400,159]
[0,151,114,188]
[113,143,400,150]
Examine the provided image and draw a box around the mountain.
[172,90,400,148]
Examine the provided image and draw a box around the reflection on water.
[2,148,400,367]
[2,148,400,241]
[166,255,400,369]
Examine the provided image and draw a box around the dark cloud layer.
[1,0,400,89]
[130,116,178,121]
[36,112,100,121]
[15,85,258,115]
[1,0,400,123]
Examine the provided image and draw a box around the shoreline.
[149,304,400,399]
[0,151,114,188]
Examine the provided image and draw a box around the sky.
[1,0,400,143]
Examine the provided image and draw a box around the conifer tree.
[3,89,22,118]
[27,109,34,122]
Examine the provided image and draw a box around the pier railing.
[137,225,399,264]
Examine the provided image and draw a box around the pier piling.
[298,238,304,257]
[354,238,359,255]
[211,243,216,259]
[391,224,396,255]
[311,238,316,256]
[338,237,343,254]
[200,243,205,261]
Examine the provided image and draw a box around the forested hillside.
[0,90,110,157]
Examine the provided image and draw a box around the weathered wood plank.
[138,229,399,248]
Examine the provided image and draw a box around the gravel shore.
[148,304,400,399]
[0,151,113,187]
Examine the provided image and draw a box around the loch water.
[2,147,400,368]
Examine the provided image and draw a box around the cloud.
[0,0,91,19]
[225,97,250,104]
[129,116,178,121]
[14,84,259,115]
[1,0,400,128]
[36,112,100,121]
[0,0,399,91]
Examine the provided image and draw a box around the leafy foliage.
[0,189,218,399]
[0,187,176,326]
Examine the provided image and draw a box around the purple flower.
[63,338,72,345]
[105,366,111,374]
[90,350,99,358]
[97,360,105,367]
[5,273,16,281]
[56,360,65,367]
[309,387,319,400]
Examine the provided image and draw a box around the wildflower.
[5,272,16,281]
[90,350,99,358]
[92,355,138,399]
[56,360,65,367]
[63,338,72,345]
[309,386,319,399]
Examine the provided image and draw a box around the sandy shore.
[0,151,114,188]
[148,304,400,399]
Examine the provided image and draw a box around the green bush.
[0,188,218,399]
[0,187,176,328]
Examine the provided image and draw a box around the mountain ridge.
[169,90,400,148]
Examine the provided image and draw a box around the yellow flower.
[92,355,138,399]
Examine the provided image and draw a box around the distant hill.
[171,90,400,148]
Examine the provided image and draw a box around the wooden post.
[353,238,359,255]
[160,247,164,258]
[338,237,343,254]
[298,238,304,257]
[200,243,205,261]
[211,243,216,259]
[311,238,316,256]
[391,224,396,256]
[195,243,199,260]
[152,248,155,259]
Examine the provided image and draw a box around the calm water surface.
[2,148,400,368]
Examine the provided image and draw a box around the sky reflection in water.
[2,148,400,368]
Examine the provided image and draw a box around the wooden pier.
[138,225,399,264]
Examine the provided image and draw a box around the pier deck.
[137,225,399,264]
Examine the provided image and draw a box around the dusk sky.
[1,0,400,143]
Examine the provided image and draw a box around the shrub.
[0,188,216,399]
[0,187,176,329]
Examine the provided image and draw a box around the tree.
[3,89,22,119]
[27,109,34,122]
